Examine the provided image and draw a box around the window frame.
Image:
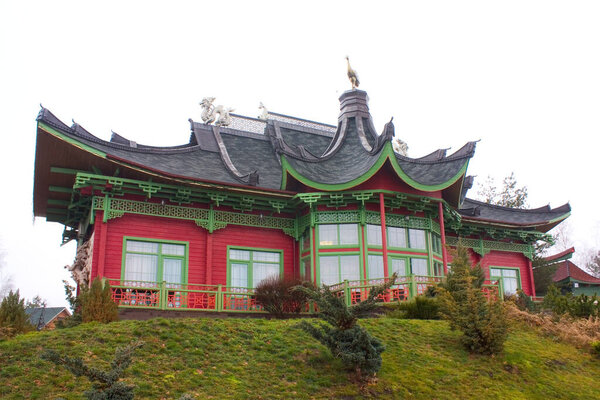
[317,223,360,248]
[226,246,284,290]
[387,254,430,277]
[121,237,188,285]
[317,252,362,285]
[489,266,522,295]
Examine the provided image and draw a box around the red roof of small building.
[552,260,600,284]
[544,247,575,263]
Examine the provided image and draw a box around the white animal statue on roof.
[258,102,269,120]
[200,97,234,127]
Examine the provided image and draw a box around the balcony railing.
[106,276,500,313]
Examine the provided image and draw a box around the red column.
[379,193,389,279]
[438,202,448,275]
[205,233,213,285]
[528,258,536,297]
[311,226,317,285]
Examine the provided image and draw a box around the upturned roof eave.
[281,142,470,195]
[460,211,571,232]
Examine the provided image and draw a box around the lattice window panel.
[315,211,361,224]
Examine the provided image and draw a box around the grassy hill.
[1,316,599,399]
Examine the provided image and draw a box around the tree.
[0,247,13,299]
[437,245,508,355]
[26,295,47,309]
[293,275,396,381]
[81,278,119,323]
[477,172,528,209]
[0,290,33,338]
[41,341,143,399]
[582,249,600,278]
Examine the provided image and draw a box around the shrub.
[41,341,143,399]
[0,290,33,339]
[81,278,119,323]
[508,289,537,312]
[437,245,508,355]
[254,276,313,318]
[56,280,83,329]
[395,296,440,320]
[591,341,600,358]
[542,285,600,318]
[293,275,396,381]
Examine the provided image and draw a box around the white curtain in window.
[411,258,428,276]
[126,241,159,253]
[340,255,360,282]
[319,225,338,246]
[163,258,183,287]
[162,244,185,256]
[391,258,407,276]
[231,263,248,288]
[125,254,158,283]
[252,262,280,287]
[339,224,358,245]
[229,249,251,261]
[408,229,426,249]
[367,255,384,279]
[367,224,382,246]
[388,227,407,248]
[253,251,280,263]
[319,256,339,285]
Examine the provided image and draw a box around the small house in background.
[25,307,71,330]
[544,248,600,296]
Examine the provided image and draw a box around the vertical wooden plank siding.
[379,193,389,278]
[438,202,448,274]
[205,233,213,285]
[97,218,108,280]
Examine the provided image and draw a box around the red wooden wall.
[90,211,296,286]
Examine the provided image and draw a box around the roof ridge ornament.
[200,97,234,127]
[345,56,360,90]
[258,102,269,120]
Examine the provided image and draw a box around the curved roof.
[553,260,600,284]
[459,198,571,231]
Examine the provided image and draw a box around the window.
[432,234,442,254]
[366,224,382,246]
[490,267,520,295]
[123,239,187,286]
[387,226,407,248]
[408,229,426,249]
[387,227,426,249]
[411,258,428,276]
[367,254,384,280]
[433,261,444,277]
[319,254,360,285]
[228,248,282,289]
[301,232,311,252]
[318,224,358,246]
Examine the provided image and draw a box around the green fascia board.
[281,142,468,192]
[38,122,107,159]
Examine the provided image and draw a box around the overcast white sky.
[1,1,598,306]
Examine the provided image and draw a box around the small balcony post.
[217,284,223,312]
[344,280,351,306]
[160,281,167,310]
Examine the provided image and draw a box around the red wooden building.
[33,89,570,313]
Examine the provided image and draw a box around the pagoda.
[33,88,570,314]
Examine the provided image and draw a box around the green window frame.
[121,237,188,286]
[490,267,521,295]
[227,247,284,289]
[386,226,427,250]
[318,224,359,247]
[318,253,361,285]
[388,255,429,277]
[431,233,442,255]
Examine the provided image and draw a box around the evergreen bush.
[41,341,143,399]
[81,278,119,324]
[254,276,313,317]
[542,285,600,318]
[0,290,33,339]
[396,296,440,320]
[293,275,396,381]
[437,245,508,355]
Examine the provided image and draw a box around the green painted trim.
[38,122,107,158]
[316,252,363,285]
[281,143,468,192]
[120,237,189,292]
[316,223,361,249]
[226,246,284,289]
[489,265,522,296]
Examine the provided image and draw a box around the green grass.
[1,317,599,399]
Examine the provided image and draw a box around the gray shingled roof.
[459,198,571,225]
[36,90,476,192]
[25,307,69,328]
